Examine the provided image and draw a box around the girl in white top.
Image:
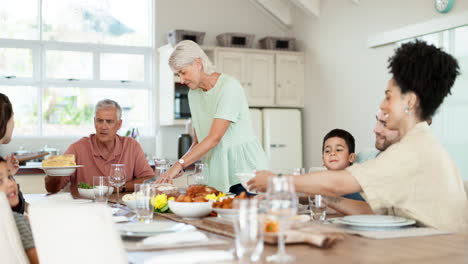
[249,40,468,233]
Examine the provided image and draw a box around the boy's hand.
[247,170,275,192]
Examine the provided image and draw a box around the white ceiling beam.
[291,0,320,17]
[249,0,292,29]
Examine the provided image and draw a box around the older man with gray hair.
[45,99,154,194]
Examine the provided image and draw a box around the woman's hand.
[155,164,184,184]
[5,154,19,175]
[247,170,276,192]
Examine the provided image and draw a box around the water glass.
[93,176,110,204]
[292,168,305,176]
[309,194,327,222]
[135,184,155,223]
[233,199,264,263]
[187,163,208,186]
[154,158,170,178]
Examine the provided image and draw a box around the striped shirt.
[13,212,35,250]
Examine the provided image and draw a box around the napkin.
[112,216,128,223]
[144,250,233,264]
[142,230,207,246]
[284,230,344,247]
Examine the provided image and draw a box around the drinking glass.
[134,184,155,223]
[265,175,298,263]
[154,158,170,178]
[309,194,327,222]
[93,176,110,204]
[233,199,264,263]
[187,163,208,186]
[109,164,126,208]
[292,168,305,176]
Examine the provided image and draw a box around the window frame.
[0,0,155,137]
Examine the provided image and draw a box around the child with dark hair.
[322,129,356,171]
[321,129,373,215]
[0,157,39,263]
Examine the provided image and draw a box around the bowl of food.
[41,154,83,176]
[154,183,180,198]
[77,182,114,200]
[168,198,213,219]
[122,193,138,210]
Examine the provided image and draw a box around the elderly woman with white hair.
[156,40,268,194]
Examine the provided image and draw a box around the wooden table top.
[28,193,468,264]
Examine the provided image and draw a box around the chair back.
[29,199,127,264]
[0,193,30,264]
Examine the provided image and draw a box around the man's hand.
[247,170,276,192]
[5,154,19,175]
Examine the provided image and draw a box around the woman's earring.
[405,106,410,115]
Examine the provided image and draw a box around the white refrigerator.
[250,108,303,172]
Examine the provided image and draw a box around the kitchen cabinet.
[214,49,304,107]
[275,54,305,107]
[216,51,275,106]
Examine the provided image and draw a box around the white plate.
[118,222,185,237]
[343,215,408,224]
[41,165,84,176]
[336,218,416,230]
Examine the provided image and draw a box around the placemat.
[300,221,451,239]
[155,213,235,238]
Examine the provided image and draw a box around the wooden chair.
[0,193,30,264]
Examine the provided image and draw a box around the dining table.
[107,194,468,264]
[25,192,468,264]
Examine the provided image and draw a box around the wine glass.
[109,164,126,208]
[187,163,208,186]
[265,175,298,263]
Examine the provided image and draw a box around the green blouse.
[188,74,269,192]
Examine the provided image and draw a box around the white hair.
[168,40,215,74]
[95,99,122,120]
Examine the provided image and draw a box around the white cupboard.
[216,51,275,106]
[214,49,304,107]
[275,54,305,107]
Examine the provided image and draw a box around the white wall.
[154,0,288,159]
[289,0,468,167]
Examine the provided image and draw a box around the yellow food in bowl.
[42,154,76,167]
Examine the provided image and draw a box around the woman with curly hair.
[249,41,468,233]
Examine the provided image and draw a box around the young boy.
[321,129,373,215]
[0,157,39,264]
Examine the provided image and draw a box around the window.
[0,0,154,136]
[398,26,468,179]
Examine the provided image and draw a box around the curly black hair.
[388,40,460,120]
[0,93,13,140]
[322,129,355,154]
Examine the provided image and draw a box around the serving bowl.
[123,199,137,210]
[41,165,83,177]
[168,200,213,219]
[213,207,239,220]
[78,186,114,200]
